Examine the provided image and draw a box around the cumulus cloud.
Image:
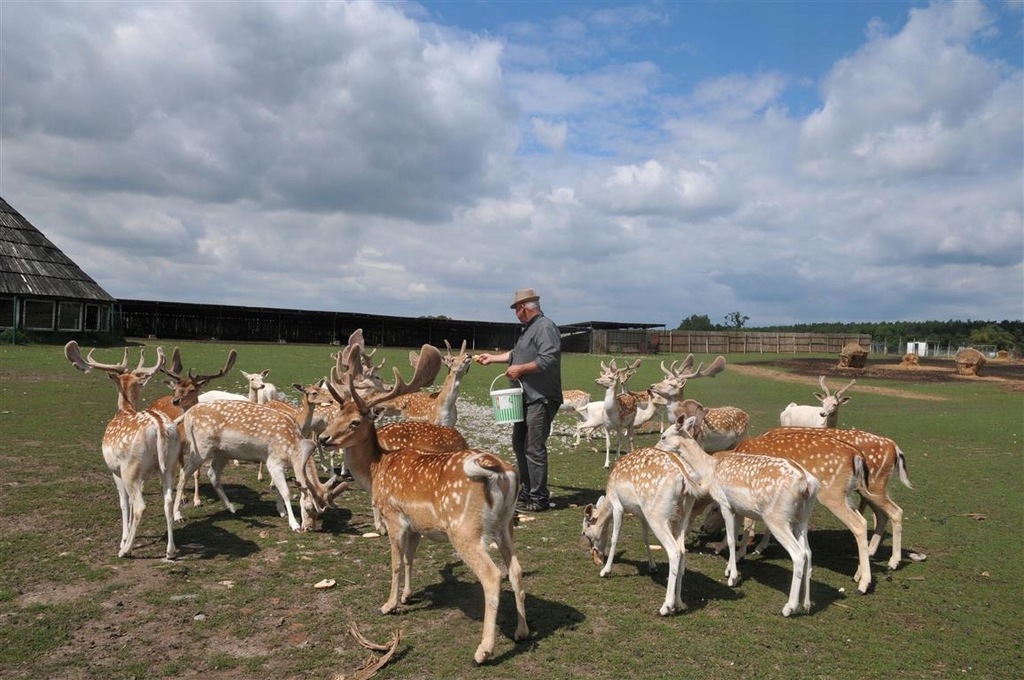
[0,0,1019,326]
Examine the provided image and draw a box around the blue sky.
[1,1,1021,326]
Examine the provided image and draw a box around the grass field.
[1,340,1022,679]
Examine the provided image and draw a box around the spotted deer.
[177,399,344,532]
[734,428,873,593]
[319,341,529,665]
[657,418,819,617]
[383,339,472,426]
[64,342,182,559]
[594,359,642,469]
[581,445,700,615]
[647,356,729,436]
[776,427,912,570]
[149,347,238,514]
[779,376,856,428]
[665,398,749,453]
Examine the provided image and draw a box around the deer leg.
[265,459,301,531]
[721,505,742,587]
[400,532,421,605]
[824,495,872,593]
[765,518,809,617]
[861,492,904,570]
[206,456,237,515]
[381,524,408,615]
[648,517,686,615]
[599,502,624,577]
[161,469,178,560]
[451,534,503,665]
[495,526,529,642]
[120,477,146,559]
[112,474,131,555]
[192,469,202,507]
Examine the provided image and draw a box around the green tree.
[723,311,749,329]
[968,324,1015,350]
[677,314,716,331]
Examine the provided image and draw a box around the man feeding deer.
[477,288,563,513]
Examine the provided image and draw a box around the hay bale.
[954,347,986,376]
[838,342,869,369]
[996,350,1009,360]
[901,352,920,366]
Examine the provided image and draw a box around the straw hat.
[510,288,540,308]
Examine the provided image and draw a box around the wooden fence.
[594,330,872,355]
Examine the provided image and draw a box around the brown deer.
[319,341,529,665]
[64,342,182,559]
[382,339,472,426]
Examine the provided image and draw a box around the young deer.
[64,342,182,559]
[177,399,343,532]
[670,398,749,452]
[319,342,529,665]
[657,418,819,617]
[734,428,873,593]
[581,446,700,615]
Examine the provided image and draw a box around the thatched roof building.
[0,196,116,339]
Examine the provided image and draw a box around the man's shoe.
[515,500,550,513]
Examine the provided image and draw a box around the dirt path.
[726,363,949,401]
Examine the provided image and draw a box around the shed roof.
[0,196,115,302]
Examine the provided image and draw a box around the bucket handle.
[490,374,522,392]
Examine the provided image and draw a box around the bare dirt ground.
[727,356,1024,400]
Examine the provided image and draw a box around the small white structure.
[906,341,929,357]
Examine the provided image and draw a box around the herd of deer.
[64,331,913,664]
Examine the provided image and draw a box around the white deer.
[780,376,856,428]
[318,341,529,665]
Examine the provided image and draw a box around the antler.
[64,341,129,374]
[349,342,442,413]
[192,348,237,383]
[835,378,856,398]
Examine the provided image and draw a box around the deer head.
[64,341,166,411]
[161,347,238,408]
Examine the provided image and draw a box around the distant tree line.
[676,314,1023,352]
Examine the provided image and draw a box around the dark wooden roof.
[0,196,115,302]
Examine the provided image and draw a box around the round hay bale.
[838,342,869,369]
[996,350,1009,360]
[954,347,986,376]
[901,352,920,366]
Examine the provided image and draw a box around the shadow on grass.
[688,527,907,609]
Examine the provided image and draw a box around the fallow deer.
[177,399,343,532]
[149,347,238,514]
[595,359,640,469]
[581,445,700,615]
[318,342,529,665]
[657,418,819,616]
[734,428,873,593]
[382,339,472,427]
[64,342,182,559]
[774,427,912,570]
[779,376,856,428]
[670,398,749,452]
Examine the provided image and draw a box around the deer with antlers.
[318,341,529,665]
[648,355,739,451]
[148,347,237,513]
[64,342,183,559]
[780,376,856,428]
[380,339,472,427]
